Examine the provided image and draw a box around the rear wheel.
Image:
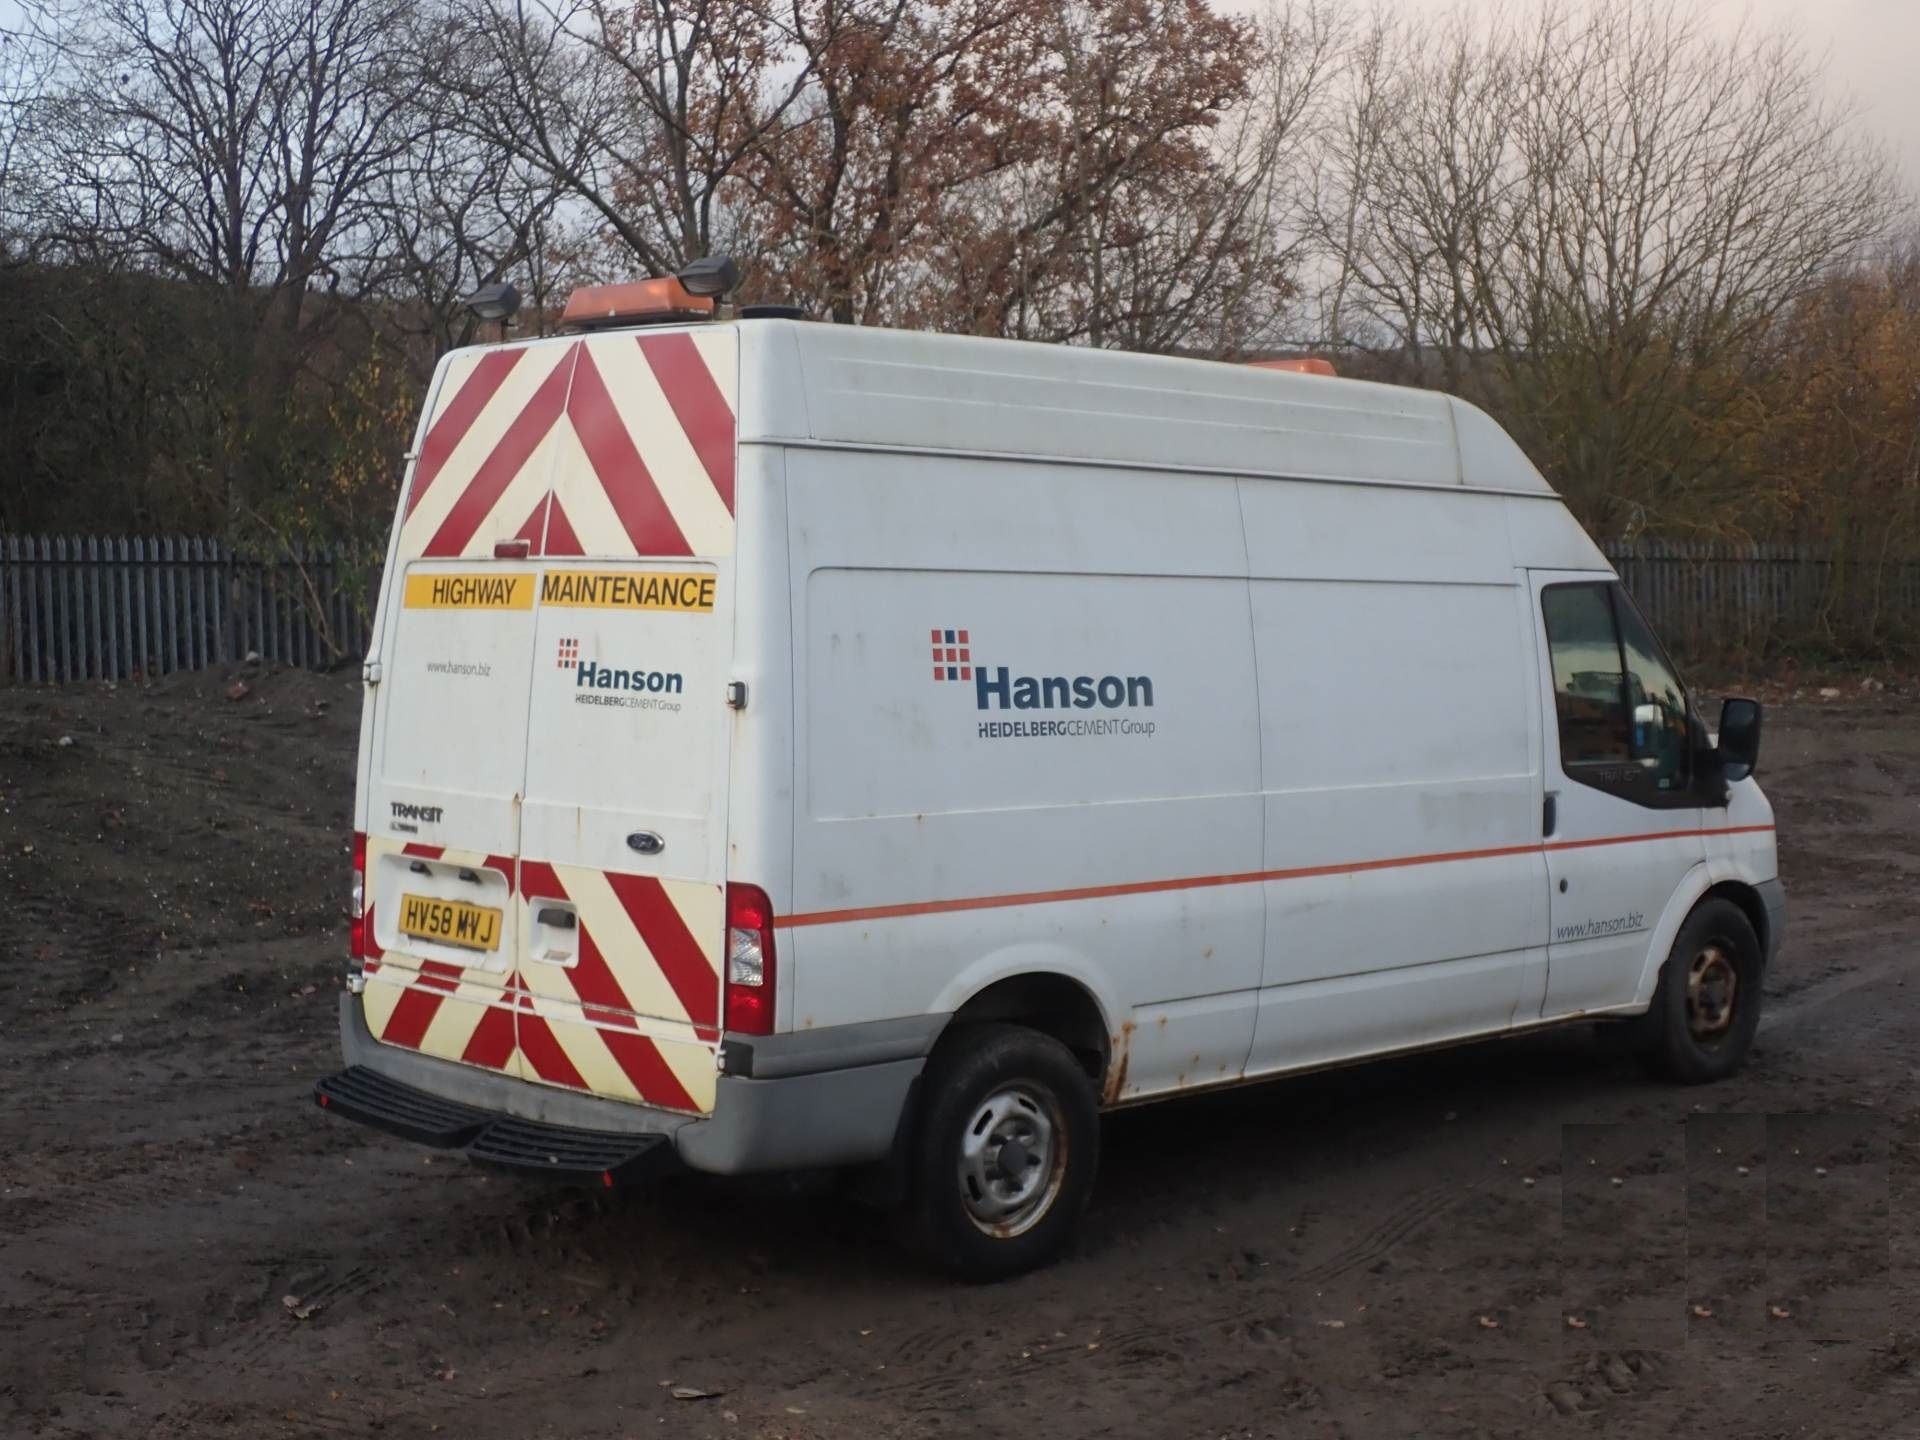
[910,1023,1099,1280]
[1635,898,1763,1084]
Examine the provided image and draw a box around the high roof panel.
[735,321,1553,496]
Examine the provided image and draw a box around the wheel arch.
[937,971,1113,1086]
[1631,868,1768,1009]
[1629,863,1716,1009]
[1701,879,1769,963]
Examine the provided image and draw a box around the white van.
[317,269,1782,1278]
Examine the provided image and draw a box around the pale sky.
[1222,0,1920,194]
[8,0,1913,194]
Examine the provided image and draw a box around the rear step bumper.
[315,1066,671,1185]
[330,993,932,1176]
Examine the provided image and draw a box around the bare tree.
[736,0,1048,326]
[54,0,419,298]
[960,0,1285,353]
[1307,6,1521,385]
[1312,0,1898,534]
[371,7,575,357]
[441,0,808,278]
[23,0,427,521]
[0,1,73,255]
[738,0,1333,350]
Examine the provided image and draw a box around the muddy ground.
[3,664,1919,1438]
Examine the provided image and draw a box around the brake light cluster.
[723,882,776,1035]
[349,830,368,963]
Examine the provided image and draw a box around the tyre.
[1635,898,1763,1084]
[909,1023,1100,1280]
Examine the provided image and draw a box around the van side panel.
[1502,493,1609,572]
[783,451,1265,1100]
[1238,482,1548,1072]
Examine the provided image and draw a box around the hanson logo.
[558,635,685,710]
[931,626,1156,712]
[575,659,684,695]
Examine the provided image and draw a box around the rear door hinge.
[726,680,747,710]
[362,660,383,685]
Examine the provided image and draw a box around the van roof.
[456,319,1554,497]
[733,320,1555,497]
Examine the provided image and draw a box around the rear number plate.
[398,894,502,951]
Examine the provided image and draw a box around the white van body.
[327,318,1781,1252]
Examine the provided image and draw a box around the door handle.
[1542,792,1558,838]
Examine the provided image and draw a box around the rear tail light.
[723,882,776,1035]
[349,830,368,962]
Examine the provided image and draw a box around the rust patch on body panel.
[1103,1020,1136,1106]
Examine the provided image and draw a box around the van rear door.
[359,329,738,1113]
[359,334,592,1081]
[516,560,730,1116]
[510,329,738,1115]
[359,563,538,1078]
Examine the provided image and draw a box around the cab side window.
[1541,582,1694,805]
[1613,593,1692,789]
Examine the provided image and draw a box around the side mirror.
[1717,697,1762,782]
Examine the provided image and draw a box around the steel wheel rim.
[957,1082,1068,1239]
[1687,943,1739,1042]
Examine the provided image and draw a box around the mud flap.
[841,1071,925,1211]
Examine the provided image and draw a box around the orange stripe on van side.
[773,824,1777,930]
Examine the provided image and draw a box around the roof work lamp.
[464,281,521,340]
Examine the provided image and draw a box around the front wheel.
[1635,897,1764,1084]
[910,1023,1100,1280]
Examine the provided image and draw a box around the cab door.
[1529,572,1706,1018]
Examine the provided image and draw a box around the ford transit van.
[318,271,1781,1277]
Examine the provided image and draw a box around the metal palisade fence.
[3,532,1919,684]
[1602,539,1920,658]
[1,535,376,683]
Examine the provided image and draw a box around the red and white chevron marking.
[514,859,720,1114]
[398,330,738,563]
[361,836,721,1115]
